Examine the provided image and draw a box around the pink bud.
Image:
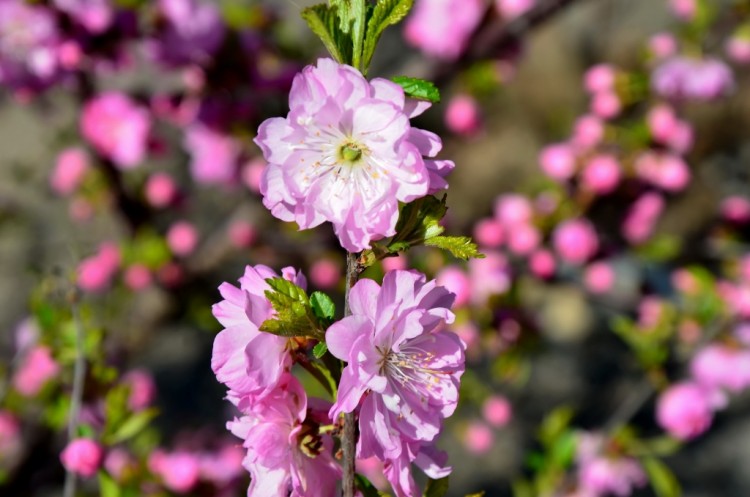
[463,421,494,455]
[145,173,178,208]
[167,221,198,257]
[78,243,120,293]
[584,64,616,94]
[571,115,604,151]
[51,148,89,195]
[529,249,556,278]
[622,193,665,244]
[507,223,541,256]
[539,143,576,181]
[637,296,664,328]
[552,219,599,265]
[495,0,535,19]
[646,105,678,142]
[494,194,534,226]
[242,158,266,194]
[124,264,152,291]
[649,33,678,59]
[437,266,471,308]
[482,395,512,427]
[60,438,103,478]
[227,220,257,249]
[584,262,615,294]
[124,370,157,411]
[58,41,83,70]
[13,345,60,396]
[445,94,481,136]
[473,218,504,248]
[669,0,697,21]
[309,258,341,290]
[590,91,621,119]
[721,196,750,223]
[581,154,621,194]
[671,269,699,294]
[656,382,713,440]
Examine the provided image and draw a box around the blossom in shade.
[583,262,615,294]
[578,456,646,497]
[13,345,60,396]
[721,196,750,223]
[153,0,225,66]
[404,0,484,61]
[227,373,340,497]
[0,1,61,91]
[184,124,239,184]
[656,382,714,440]
[255,58,452,252]
[690,344,750,394]
[649,33,677,59]
[53,0,114,34]
[327,270,464,440]
[145,172,178,208]
[211,265,306,400]
[462,421,493,455]
[0,411,21,461]
[80,92,151,169]
[622,193,664,244]
[60,438,103,478]
[123,369,157,411]
[553,219,599,265]
[652,57,735,101]
[584,64,616,94]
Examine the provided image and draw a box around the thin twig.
[63,293,87,497]
[341,252,360,497]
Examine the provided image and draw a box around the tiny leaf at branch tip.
[424,236,485,260]
[391,75,441,103]
[310,291,336,321]
[312,341,328,359]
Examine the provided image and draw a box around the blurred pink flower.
[583,64,616,94]
[571,115,604,151]
[669,0,696,21]
[13,345,59,396]
[184,124,239,185]
[656,382,714,440]
[167,221,199,257]
[553,219,599,265]
[54,0,113,34]
[482,395,512,428]
[463,421,493,455]
[622,192,664,244]
[634,151,691,192]
[507,223,541,256]
[494,194,534,227]
[124,264,152,291]
[583,262,615,294]
[124,369,157,411]
[590,91,621,119]
[50,147,89,195]
[580,154,621,195]
[540,143,576,181]
[81,92,151,169]
[437,266,471,308]
[228,220,257,249]
[445,94,482,136]
[404,0,484,60]
[470,251,512,305]
[721,196,750,223]
[652,57,734,101]
[308,258,341,289]
[60,438,103,478]
[496,0,535,19]
[649,33,678,59]
[578,456,646,497]
[145,172,178,208]
[529,249,556,279]
[0,411,21,459]
[726,36,750,64]
[474,218,505,248]
[241,158,266,193]
[149,450,200,493]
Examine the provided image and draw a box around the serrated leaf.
[301,4,352,64]
[107,408,158,445]
[424,476,450,497]
[424,236,484,260]
[260,278,326,339]
[331,0,367,69]
[310,291,336,321]
[394,195,447,244]
[99,471,121,497]
[644,457,681,497]
[361,0,414,71]
[391,75,441,103]
[313,342,328,359]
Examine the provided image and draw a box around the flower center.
[297,422,324,458]
[337,140,365,165]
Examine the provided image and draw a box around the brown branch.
[341,251,360,497]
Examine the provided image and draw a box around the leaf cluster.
[259,277,336,341]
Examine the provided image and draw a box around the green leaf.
[424,476,450,497]
[331,0,367,70]
[424,236,484,260]
[310,291,336,322]
[391,76,441,103]
[643,457,681,497]
[99,471,121,497]
[301,4,353,64]
[260,278,326,339]
[108,408,158,445]
[361,0,414,71]
[538,406,575,448]
[465,493,486,497]
[313,342,328,359]
[394,195,447,244]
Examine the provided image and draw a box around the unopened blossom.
[227,373,340,497]
[571,115,604,151]
[494,194,534,227]
[60,438,103,478]
[553,219,599,265]
[167,221,199,257]
[578,456,646,497]
[184,123,239,184]
[153,0,225,66]
[580,154,621,195]
[144,172,178,208]
[584,262,615,294]
[124,264,152,290]
[0,1,61,91]
[327,270,464,444]
[584,64,616,94]
[656,382,714,440]
[474,218,504,248]
[463,421,493,455]
[622,192,664,244]
[54,0,114,34]
[212,265,306,400]
[228,220,257,249]
[691,344,750,394]
[726,35,750,64]
[529,249,556,279]
[652,57,735,101]
[255,58,453,252]
[540,143,576,181]
[404,0,484,61]
[80,92,151,169]
[721,196,750,223]
[507,223,541,256]
[482,395,512,427]
[591,91,621,119]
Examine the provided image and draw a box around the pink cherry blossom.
[445,94,481,136]
[54,0,114,34]
[469,251,512,305]
[474,218,505,248]
[404,0,484,61]
[255,58,452,252]
[622,192,665,244]
[228,220,257,249]
[60,438,103,478]
[529,249,556,278]
[167,221,199,257]
[463,421,493,455]
[669,0,696,21]
[583,262,615,294]
[691,344,750,394]
[227,374,340,497]
[580,154,621,194]
[494,194,534,227]
[726,36,750,64]
[124,264,152,291]
[77,241,121,292]
[578,456,646,497]
[327,270,464,445]
[149,450,200,493]
[657,382,714,440]
[571,115,604,151]
[212,265,306,400]
[553,219,599,265]
[721,196,750,223]
[634,151,691,192]
[145,172,178,208]
[652,57,735,101]
[482,395,512,427]
[507,223,541,256]
[436,266,471,308]
[13,345,60,396]
[590,91,621,119]
[184,123,239,184]
[123,369,157,411]
[583,64,616,94]
[80,92,151,169]
[104,449,135,481]
[540,143,576,181]
[50,147,89,195]
[649,33,677,59]
[309,258,341,290]
[242,158,266,193]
